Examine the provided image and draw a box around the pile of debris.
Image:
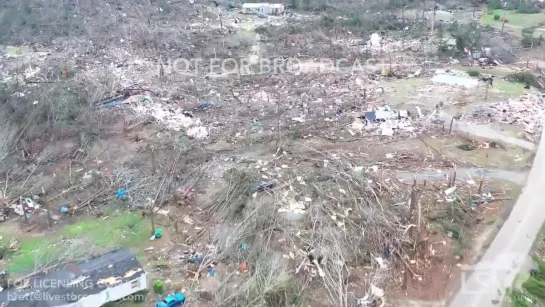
[1,197,41,221]
[471,94,545,136]
[351,105,414,136]
[127,96,209,140]
[360,33,422,54]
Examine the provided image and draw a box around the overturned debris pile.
[471,94,545,138]
[127,96,209,140]
[352,105,416,136]
[361,33,423,54]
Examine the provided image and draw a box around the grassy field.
[481,9,545,37]
[0,211,152,275]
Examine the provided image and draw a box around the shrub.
[467,70,481,77]
[517,1,539,13]
[521,36,541,47]
[523,276,545,298]
[487,0,503,10]
[506,288,534,307]
[506,72,536,86]
[521,27,543,48]
[493,14,500,20]
[449,22,483,52]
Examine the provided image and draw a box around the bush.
[523,276,545,298]
[493,14,500,20]
[517,1,539,13]
[521,36,542,48]
[467,70,481,77]
[506,72,536,86]
[487,0,503,10]
[506,288,534,307]
[449,22,483,52]
[521,27,543,48]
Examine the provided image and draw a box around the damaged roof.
[0,249,145,307]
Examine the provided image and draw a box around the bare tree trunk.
[273,94,281,152]
[501,11,506,33]
[402,5,405,30]
[430,0,437,38]
[150,206,156,235]
[150,145,157,175]
[44,199,53,228]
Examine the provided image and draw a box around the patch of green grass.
[481,9,545,37]
[452,64,514,77]
[485,217,497,225]
[494,79,527,97]
[383,77,427,107]
[64,211,151,248]
[0,212,151,274]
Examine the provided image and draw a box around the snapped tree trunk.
[501,11,506,33]
[431,0,437,38]
[150,207,156,235]
[422,0,427,20]
[44,199,53,228]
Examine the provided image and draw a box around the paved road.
[449,130,545,306]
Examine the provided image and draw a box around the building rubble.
[351,105,415,136]
[127,95,209,140]
[471,94,545,137]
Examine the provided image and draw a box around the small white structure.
[242,3,284,15]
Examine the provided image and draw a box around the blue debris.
[102,98,125,109]
[254,180,275,192]
[95,95,125,109]
[59,205,70,213]
[251,122,261,132]
[364,111,376,122]
[199,102,214,111]
[140,96,152,104]
[240,241,248,251]
[207,268,217,277]
[154,228,163,239]
[191,254,203,264]
[116,189,127,199]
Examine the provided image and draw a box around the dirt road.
[452,120,537,152]
[397,167,528,185]
[449,130,545,306]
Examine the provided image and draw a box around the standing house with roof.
[0,249,147,307]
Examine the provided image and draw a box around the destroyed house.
[242,3,284,15]
[0,249,147,307]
